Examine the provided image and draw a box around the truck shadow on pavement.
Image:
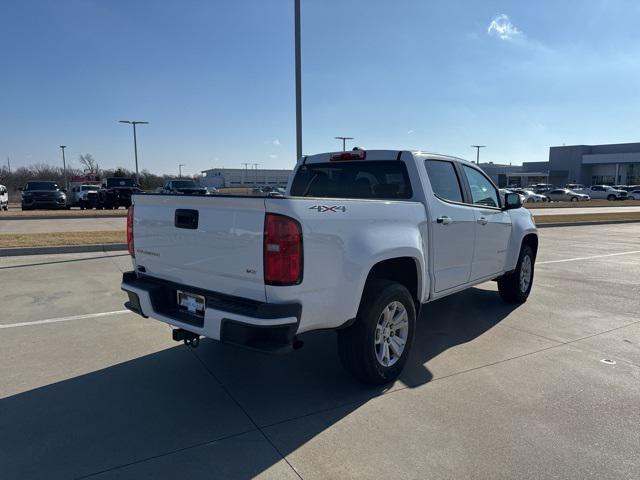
[1,286,519,479]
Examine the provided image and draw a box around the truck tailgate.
[132,194,267,302]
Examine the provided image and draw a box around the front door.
[461,165,512,280]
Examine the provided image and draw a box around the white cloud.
[272,139,280,146]
[487,14,522,41]
[268,154,278,159]
[407,129,414,135]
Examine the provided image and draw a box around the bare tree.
[78,153,99,175]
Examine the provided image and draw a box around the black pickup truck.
[96,177,142,209]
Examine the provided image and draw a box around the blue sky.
[2,0,639,174]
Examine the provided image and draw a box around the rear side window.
[290,161,412,199]
[425,160,463,203]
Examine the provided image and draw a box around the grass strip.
[534,211,640,224]
[0,230,125,248]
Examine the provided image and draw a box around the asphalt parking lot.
[1,223,639,479]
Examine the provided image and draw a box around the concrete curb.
[0,243,127,257]
[536,219,640,228]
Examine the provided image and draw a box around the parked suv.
[20,181,67,210]
[0,184,8,211]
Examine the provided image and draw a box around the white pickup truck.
[122,149,538,384]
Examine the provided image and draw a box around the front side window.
[462,165,499,208]
[425,160,463,203]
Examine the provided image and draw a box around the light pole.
[253,163,260,186]
[334,136,354,151]
[179,164,185,177]
[471,145,486,165]
[294,0,302,160]
[59,146,68,190]
[119,120,149,181]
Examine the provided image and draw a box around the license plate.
[176,290,205,317]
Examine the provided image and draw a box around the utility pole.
[6,157,10,174]
[471,145,486,165]
[253,163,260,187]
[334,136,354,151]
[59,146,68,190]
[241,162,250,185]
[179,163,185,177]
[294,0,302,160]
[119,120,149,181]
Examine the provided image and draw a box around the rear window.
[425,160,463,203]
[290,161,412,199]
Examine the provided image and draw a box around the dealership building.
[480,142,640,187]
[200,167,293,189]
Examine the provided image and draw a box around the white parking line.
[538,250,640,265]
[0,310,130,329]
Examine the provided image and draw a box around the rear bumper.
[121,271,301,353]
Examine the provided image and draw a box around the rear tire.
[607,194,616,201]
[571,196,578,202]
[498,245,534,303]
[337,280,416,385]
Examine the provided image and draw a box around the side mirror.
[503,192,522,210]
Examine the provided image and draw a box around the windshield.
[25,182,59,191]
[172,180,198,188]
[290,161,413,199]
[81,185,99,191]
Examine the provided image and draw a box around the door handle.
[436,216,452,225]
[477,216,488,225]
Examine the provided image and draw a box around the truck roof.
[301,149,472,165]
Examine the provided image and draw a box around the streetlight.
[295,0,302,160]
[119,120,149,181]
[334,136,354,151]
[471,145,486,165]
[179,164,185,177]
[59,146,68,190]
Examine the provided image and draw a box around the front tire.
[571,196,578,202]
[607,194,616,201]
[337,280,416,385]
[498,245,535,303]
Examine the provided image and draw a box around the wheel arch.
[361,256,422,309]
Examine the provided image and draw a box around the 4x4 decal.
[309,205,347,213]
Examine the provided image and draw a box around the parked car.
[20,180,67,210]
[122,149,538,384]
[545,189,590,202]
[565,183,586,191]
[614,185,640,192]
[96,177,141,209]
[582,185,627,200]
[627,190,640,200]
[161,179,208,195]
[0,184,8,211]
[510,188,548,203]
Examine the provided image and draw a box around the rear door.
[423,159,476,292]
[132,194,267,302]
[460,165,512,281]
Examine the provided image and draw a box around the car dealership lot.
[1,224,639,479]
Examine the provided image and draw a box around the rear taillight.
[127,206,134,257]
[264,213,302,285]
